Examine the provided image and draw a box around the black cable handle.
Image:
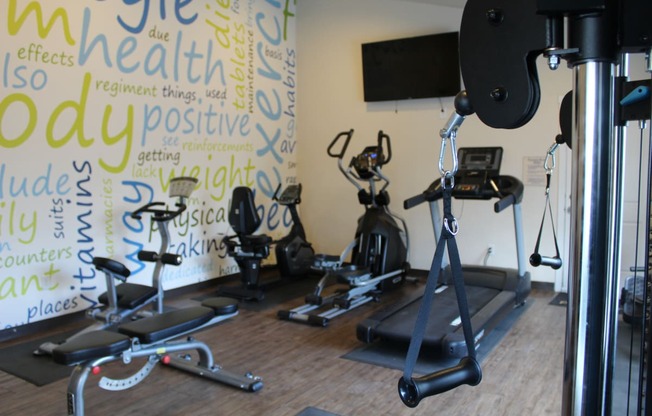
[398,184,482,407]
[530,171,563,270]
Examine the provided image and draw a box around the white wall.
[296,0,573,283]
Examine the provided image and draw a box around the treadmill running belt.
[372,285,500,347]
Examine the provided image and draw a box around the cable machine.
[398,1,652,414]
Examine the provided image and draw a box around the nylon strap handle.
[532,173,561,261]
[402,186,477,381]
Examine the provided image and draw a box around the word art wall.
[0,0,298,329]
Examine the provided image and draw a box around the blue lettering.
[78,8,112,68]
[256,89,281,120]
[117,0,197,34]
[144,43,168,78]
[116,37,139,73]
[123,237,146,275]
[204,39,227,86]
[255,12,281,46]
[255,124,283,164]
[256,167,281,199]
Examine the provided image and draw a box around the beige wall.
[295,0,645,286]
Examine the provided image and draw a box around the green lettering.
[99,104,133,173]
[46,72,93,149]
[7,0,75,46]
[0,93,36,148]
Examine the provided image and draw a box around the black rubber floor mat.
[549,292,568,307]
[0,329,77,386]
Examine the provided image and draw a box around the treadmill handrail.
[403,175,524,211]
[404,175,527,278]
[404,180,442,210]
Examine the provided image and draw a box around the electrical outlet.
[487,244,495,255]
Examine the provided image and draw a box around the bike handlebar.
[130,201,187,222]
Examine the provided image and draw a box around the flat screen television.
[361,32,461,102]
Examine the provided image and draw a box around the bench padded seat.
[52,299,237,366]
[98,283,158,309]
[118,306,214,344]
[52,331,131,366]
[201,297,238,315]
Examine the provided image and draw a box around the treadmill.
[356,147,531,358]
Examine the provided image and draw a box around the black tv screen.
[362,32,461,102]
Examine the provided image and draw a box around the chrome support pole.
[605,53,628,415]
[563,60,619,415]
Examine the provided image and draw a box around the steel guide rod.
[564,60,615,416]
[564,60,619,415]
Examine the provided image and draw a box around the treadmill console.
[455,147,503,198]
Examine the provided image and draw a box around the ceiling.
[396,0,466,9]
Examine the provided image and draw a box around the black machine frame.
[442,0,652,414]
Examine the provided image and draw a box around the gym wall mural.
[0,0,298,329]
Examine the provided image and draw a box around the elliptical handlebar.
[377,130,392,166]
[328,129,397,203]
[327,129,354,159]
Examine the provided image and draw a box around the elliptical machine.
[35,177,198,355]
[278,129,409,326]
[217,184,314,301]
[273,183,315,278]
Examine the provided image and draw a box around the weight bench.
[52,297,262,416]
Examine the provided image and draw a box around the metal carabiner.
[438,130,459,178]
[444,217,459,236]
[544,142,559,175]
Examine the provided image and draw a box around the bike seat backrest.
[93,257,131,280]
[229,187,262,236]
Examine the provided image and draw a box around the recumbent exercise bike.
[217,184,314,301]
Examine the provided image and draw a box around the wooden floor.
[0,282,565,416]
